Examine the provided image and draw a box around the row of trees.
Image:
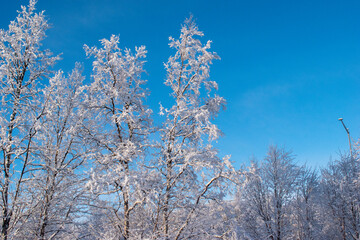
[0,1,359,239]
[0,1,235,239]
[235,147,360,240]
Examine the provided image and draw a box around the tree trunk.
[123,162,130,240]
[163,157,172,239]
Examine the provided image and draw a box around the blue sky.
[2,0,360,168]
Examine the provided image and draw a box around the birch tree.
[22,65,88,239]
[0,1,58,238]
[320,153,360,240]
[83,35,152,240]
[236,161,273,239]
[237,146,301,240]
[262,146,301,240]
[292,167,320,240]
[155,17,234,239]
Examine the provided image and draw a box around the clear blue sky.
[2,0,360,168]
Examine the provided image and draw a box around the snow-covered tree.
[0,1,58,238]
[261,146,301,240]
[5,2,360,239]
[236,161,272,239]
[320,153,360,240]
[292,167,321,240]
[83,35,152,239]
[21,65,88,239]
[237,146,301,240]
[154,17,234,239]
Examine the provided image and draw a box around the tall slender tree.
[155,17,234,239]
[292,167,320,240]
[0,1,58,238]
[25,65,88,239]
[83,35,152,240]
